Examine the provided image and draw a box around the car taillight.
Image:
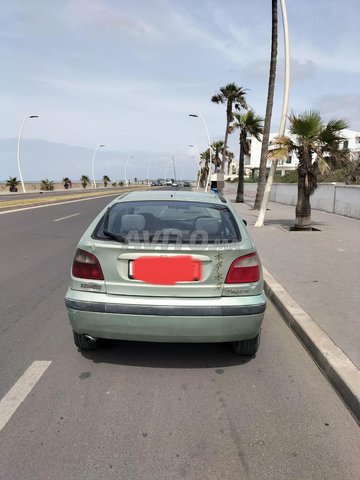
[225,253,261,284]
[72,249,104,280]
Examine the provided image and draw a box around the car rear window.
[93,200,241,245]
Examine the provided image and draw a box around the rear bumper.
[65,289,266,343]
[65,298,265,317]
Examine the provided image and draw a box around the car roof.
[115,189,226,204]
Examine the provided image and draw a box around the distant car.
[65,190,265,355]
[183,181,191,187]
[172,182,178,187]
[151,181,158,186]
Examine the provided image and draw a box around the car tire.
[73,331,98,351]
[232,331,261,356]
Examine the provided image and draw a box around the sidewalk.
[225,186,360,421]
[224,186,360,370]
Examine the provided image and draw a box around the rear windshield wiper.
[103,209,125,243]
[103,229,126,242]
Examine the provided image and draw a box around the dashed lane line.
[53,213,80,222]
[0,361,52,432]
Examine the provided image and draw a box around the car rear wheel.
[232,331,261,356]
[73,331,98,351]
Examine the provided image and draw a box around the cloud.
[28,73,210,122]
[234,58,316,83]
[1,0,359,157]
[64,0,159,39]
[313,94,360,130]
[32,76,205,97]
[165,9,268,67]
[32,77,165,97]
[283,59,316,82]
[290,24,360,76]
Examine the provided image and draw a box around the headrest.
[195,217,220,235]
[121,214,146,232]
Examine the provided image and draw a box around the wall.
[334,186,360,219]
[224,182,360,220]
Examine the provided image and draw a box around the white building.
[244,128,360,176]
[340,129,360,156]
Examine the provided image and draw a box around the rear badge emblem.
[81,283,102,290]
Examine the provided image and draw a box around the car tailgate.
[93,242,249,298]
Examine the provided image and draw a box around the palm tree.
[211,83,248,192]
[80,175,90,189]
[40,179,54,191]
[210,141,234,176]
[6,176,20,192]
[254,0,278,210]
[226,150,235,174]
[103,175,110,187]
[211,141,224,172]
[199,149,211,188]
[268,111,348,229]
[63,177,71,189]
[232,110,263,203]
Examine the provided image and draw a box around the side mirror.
[243,219,247,226]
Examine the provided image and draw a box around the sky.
[0,0,359,181]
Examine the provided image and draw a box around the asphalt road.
[0,193,359,480]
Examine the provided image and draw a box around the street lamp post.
[164,159,171,181]
[188,144,201,189]
[172,155,176,181]
[189,111,212,191]
[91,144,105,188]
[17,111,39,193]
[146,160,153,185]
[124,154,133,185]
[255,0,290,227]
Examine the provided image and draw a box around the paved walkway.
[224,186,360,369]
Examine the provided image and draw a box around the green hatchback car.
[65,190,266,355]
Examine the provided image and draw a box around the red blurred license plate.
[130,256,202,285]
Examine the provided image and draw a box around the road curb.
[263,267,360,425]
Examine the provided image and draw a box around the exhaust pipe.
[84,334,97,343]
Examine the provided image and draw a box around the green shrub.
[275,170,298,183]
[318,168,347,183]
[40,179,55,190]
[346,158,360,184]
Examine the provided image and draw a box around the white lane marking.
[53,213,80,222]
[0,361,52,432]
[0,193,120,216]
